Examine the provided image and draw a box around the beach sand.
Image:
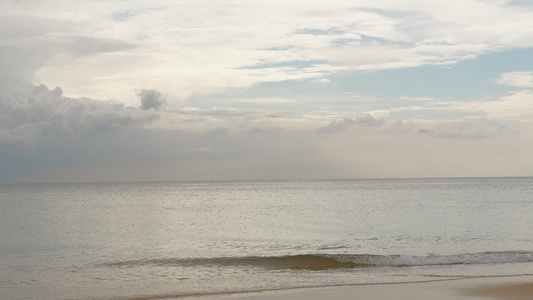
[192,276,533,300]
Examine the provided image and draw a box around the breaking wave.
[102,251,533,270]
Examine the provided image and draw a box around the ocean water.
[0,177,532,299]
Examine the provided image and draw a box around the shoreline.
[107,275,533,300]
[188,275,533,300]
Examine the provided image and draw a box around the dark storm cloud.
[138,89,166,110]
[0,83,159,146]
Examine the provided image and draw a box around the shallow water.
[0,177,532,299]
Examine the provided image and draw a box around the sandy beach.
[193,276,533,300]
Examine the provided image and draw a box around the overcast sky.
[1,0,532,183]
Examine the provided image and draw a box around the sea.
[0,177,532,299]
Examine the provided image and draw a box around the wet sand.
[464,281,533,300]
[194,275,533,300]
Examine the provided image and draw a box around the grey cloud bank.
[0,83,158,146]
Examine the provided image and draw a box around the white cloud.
[484,90,533,120]
[397,96,435,102]
[237,98,294,104]
[495,71,533,88]
[391,89,533,124]
[366,110,391,119]
[2,0,531,104]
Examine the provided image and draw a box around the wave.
[101,251,533,270]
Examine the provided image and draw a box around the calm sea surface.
[0,177,532,299]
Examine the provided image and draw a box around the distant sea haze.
[1,177,532,299]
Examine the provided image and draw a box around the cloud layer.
[0,83,158,146]
[3,1,532,103]
[1,1,532,182]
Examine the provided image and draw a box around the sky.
[1,0,533,183]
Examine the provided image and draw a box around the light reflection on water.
[0,178,532,299]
